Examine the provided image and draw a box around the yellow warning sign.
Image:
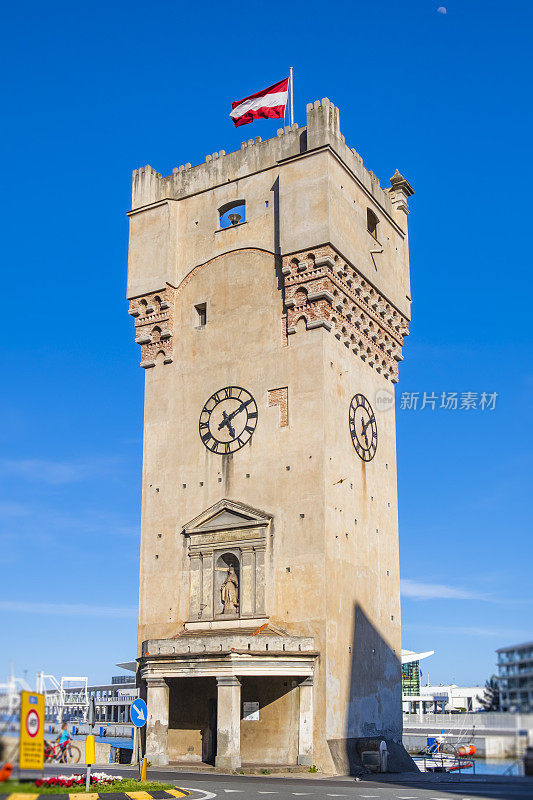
[19,690,44,772]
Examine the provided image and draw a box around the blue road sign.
[130,698,148,728]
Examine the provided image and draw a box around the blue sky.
[1,0,531,688]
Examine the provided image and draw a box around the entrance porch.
[140,630,317,769]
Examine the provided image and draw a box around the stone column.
[254,545,266,615]
[240,548,254,617]
[297,677,314,766]
[202,552,214,618]
[146,677,169,766]
[189,554,202,619]
[215,676,241,769]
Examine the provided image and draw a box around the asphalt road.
[42,764,533,800]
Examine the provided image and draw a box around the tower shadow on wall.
[271,176,284,296]
[327,603,418,775]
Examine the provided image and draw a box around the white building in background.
[67,663,138,724]
[404,684,486,715]
[401,649,484,714]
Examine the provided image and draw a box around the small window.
[195,303,207,327]
[219,200,246,229]
[367,208,379,241]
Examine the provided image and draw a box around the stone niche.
[182,500,271,626]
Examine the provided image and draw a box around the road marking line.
[126,793,154,800]
[165,793,189,799]
[9,796,44,800]
[180,789,216,800]
[9,795,43,800]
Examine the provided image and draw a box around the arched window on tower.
[218,200,246,229]
[367,208,380,241]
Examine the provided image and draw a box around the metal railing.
[403,711,533,732]
[502,759,522,776]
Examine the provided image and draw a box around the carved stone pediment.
[183,499,272,535]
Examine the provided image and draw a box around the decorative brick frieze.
[128,287,175,368]
[268,387,289,427]
[282,246,409,382]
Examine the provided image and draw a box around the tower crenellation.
[131,99,405,223]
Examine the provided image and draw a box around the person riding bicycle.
[56,723,71,762]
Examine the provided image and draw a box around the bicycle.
[44,739,81,764]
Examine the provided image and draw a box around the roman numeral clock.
[199,386,258,455]
[199,386,377,464]
[349,392,378,462]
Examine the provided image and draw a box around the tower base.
[327,737,418,775]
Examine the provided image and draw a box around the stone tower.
[127,99,414,773]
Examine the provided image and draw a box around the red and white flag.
[230,78,289,128]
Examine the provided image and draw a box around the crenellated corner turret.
[388,169,415,215]
[128,286,174,368]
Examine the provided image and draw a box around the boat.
[413,739,475,773]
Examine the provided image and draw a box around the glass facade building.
[402,659,421,696]
[497,641,533,712]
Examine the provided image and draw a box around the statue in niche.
[221,564,239,614]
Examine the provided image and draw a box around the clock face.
[349,393,378,462]
[199,386,258,454]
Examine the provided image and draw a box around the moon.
[437,6,447,13]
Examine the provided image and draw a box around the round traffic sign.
[130,698,148,728]
[26,709,40,738]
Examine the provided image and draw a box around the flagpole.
[290,67,294,126]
